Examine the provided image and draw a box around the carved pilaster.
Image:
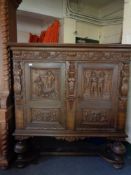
[67,62,76,109]
[13,62,23,102]
[120,63,129,97]
[118,63,129,130]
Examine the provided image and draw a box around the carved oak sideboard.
[10,43,130,168]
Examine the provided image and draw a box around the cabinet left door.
[15,62,66,131]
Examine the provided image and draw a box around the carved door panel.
[76,63,119,130]
[24,62,66,130]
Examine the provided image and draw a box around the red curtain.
[29,20,60,43]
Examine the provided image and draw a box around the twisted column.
[0,0,9,93]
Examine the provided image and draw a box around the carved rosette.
[67,62,76,109]
[13,62,23,101]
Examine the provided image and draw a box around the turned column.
[0,0,22,169]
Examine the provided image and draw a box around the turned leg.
[111,141,126,169]
[14,140,27,168]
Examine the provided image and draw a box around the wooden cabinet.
[10,43,130,168]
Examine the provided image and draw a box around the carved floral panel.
[31,108,59,122]
[29,108,65,129]
[81,109,109,123]
[31,68,60,99]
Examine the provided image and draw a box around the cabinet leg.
[112,141,126,169]
[14,140,27,168]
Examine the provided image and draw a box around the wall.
[100,24,122,44]
[76,21,99,41]
[99,0,123,20]
[18,0,64,18]
[99,0,123,44]
[17,13,43,42]
[122,0,131,143]
[69,0,99,18]
[63,18,76,43]
[17,11,56,42]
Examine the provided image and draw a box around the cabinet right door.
[76,62,119,131]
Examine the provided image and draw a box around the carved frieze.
[13,62,22,100]
[83,69,112,99]
[82,109,108,123]
[13,50,131,62]
[31,68,60,99]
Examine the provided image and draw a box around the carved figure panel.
[83,69,112,99]
[31,68,60,99]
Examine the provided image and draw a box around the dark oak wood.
[9,43,130,168]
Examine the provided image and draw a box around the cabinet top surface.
[8,43,131,50]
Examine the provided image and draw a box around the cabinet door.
[24,62,66,130]
[76,63,119,131]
